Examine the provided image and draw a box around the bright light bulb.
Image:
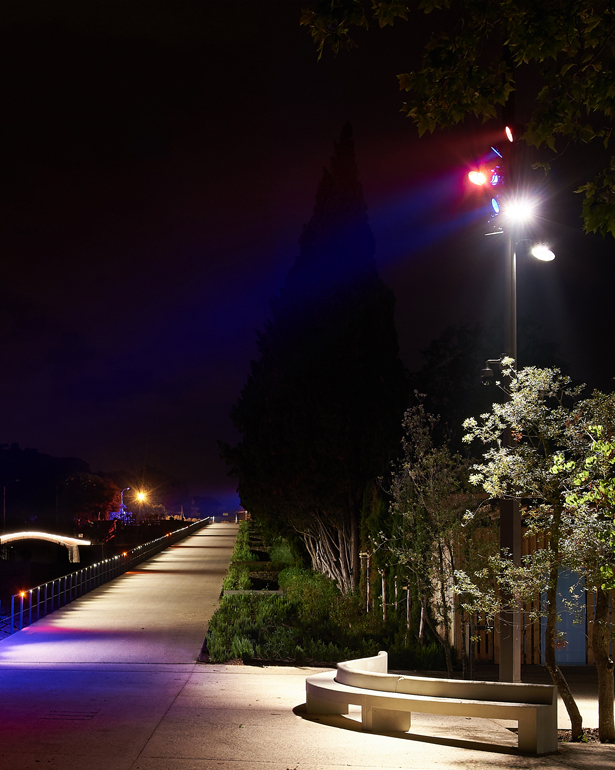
[468,170,487,185]
[506,126,514,142]
[531,243,555,261]
[505,199,535,223]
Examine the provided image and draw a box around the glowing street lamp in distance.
[135,491,147,502]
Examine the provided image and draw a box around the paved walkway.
[0,521,612,769]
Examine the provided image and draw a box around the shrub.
[222,564,252,591]
[268,538,300,567]
[207,535,453,669]
[232,521,259,562]
[221,521,260,590]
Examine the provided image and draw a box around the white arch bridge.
[0,532,92,563]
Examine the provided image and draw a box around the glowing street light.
[468,170,487,186]
[531,243,555,262]
[471,125,555,684]
[503,197,535,223]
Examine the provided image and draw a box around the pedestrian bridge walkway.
[0,521,238,665]
[0,530,92,562]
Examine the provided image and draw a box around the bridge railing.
[0,518,210,636]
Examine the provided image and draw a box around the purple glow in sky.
[2,2,614,508]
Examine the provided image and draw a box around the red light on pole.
[468,170,487,185]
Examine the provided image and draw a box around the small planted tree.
[554,391,615,742]
[381,403,492,677]
[461,362,590,737]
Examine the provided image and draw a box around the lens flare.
[468,171,487,185]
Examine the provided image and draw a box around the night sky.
[2,1,614,509]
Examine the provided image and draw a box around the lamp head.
[468,170,487,185]
[504,198,535,223]
[531,243,555,261]
[481,365,495,385]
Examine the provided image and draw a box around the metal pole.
[499,225,522,683]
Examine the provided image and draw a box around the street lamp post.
[3,479,19,532]
[491,209,553,683]
[470,130,554,682]
[500,223,522,683]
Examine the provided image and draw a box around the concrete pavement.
[0,521,612,769]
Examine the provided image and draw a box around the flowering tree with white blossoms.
[461,361,587,737]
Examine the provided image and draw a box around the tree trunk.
[337,526,351,592]
[350,498,360,592]
[423,608,453,677]
[300,515,354,594]
[544,558,584,739]
[592,587,615,742]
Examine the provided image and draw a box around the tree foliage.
[221,124,407,593]
[61,473,119,525]
[301,0,615,236]
[554,392,615,742]
[376,403,492,676]
[462,361,615,741]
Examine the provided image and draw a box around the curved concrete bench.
[306,651,558,755]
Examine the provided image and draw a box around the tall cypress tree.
[222,124,407,592]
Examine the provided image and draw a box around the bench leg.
[306,693,349,716]
[363,705,411,733]
[517,707,558,755]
